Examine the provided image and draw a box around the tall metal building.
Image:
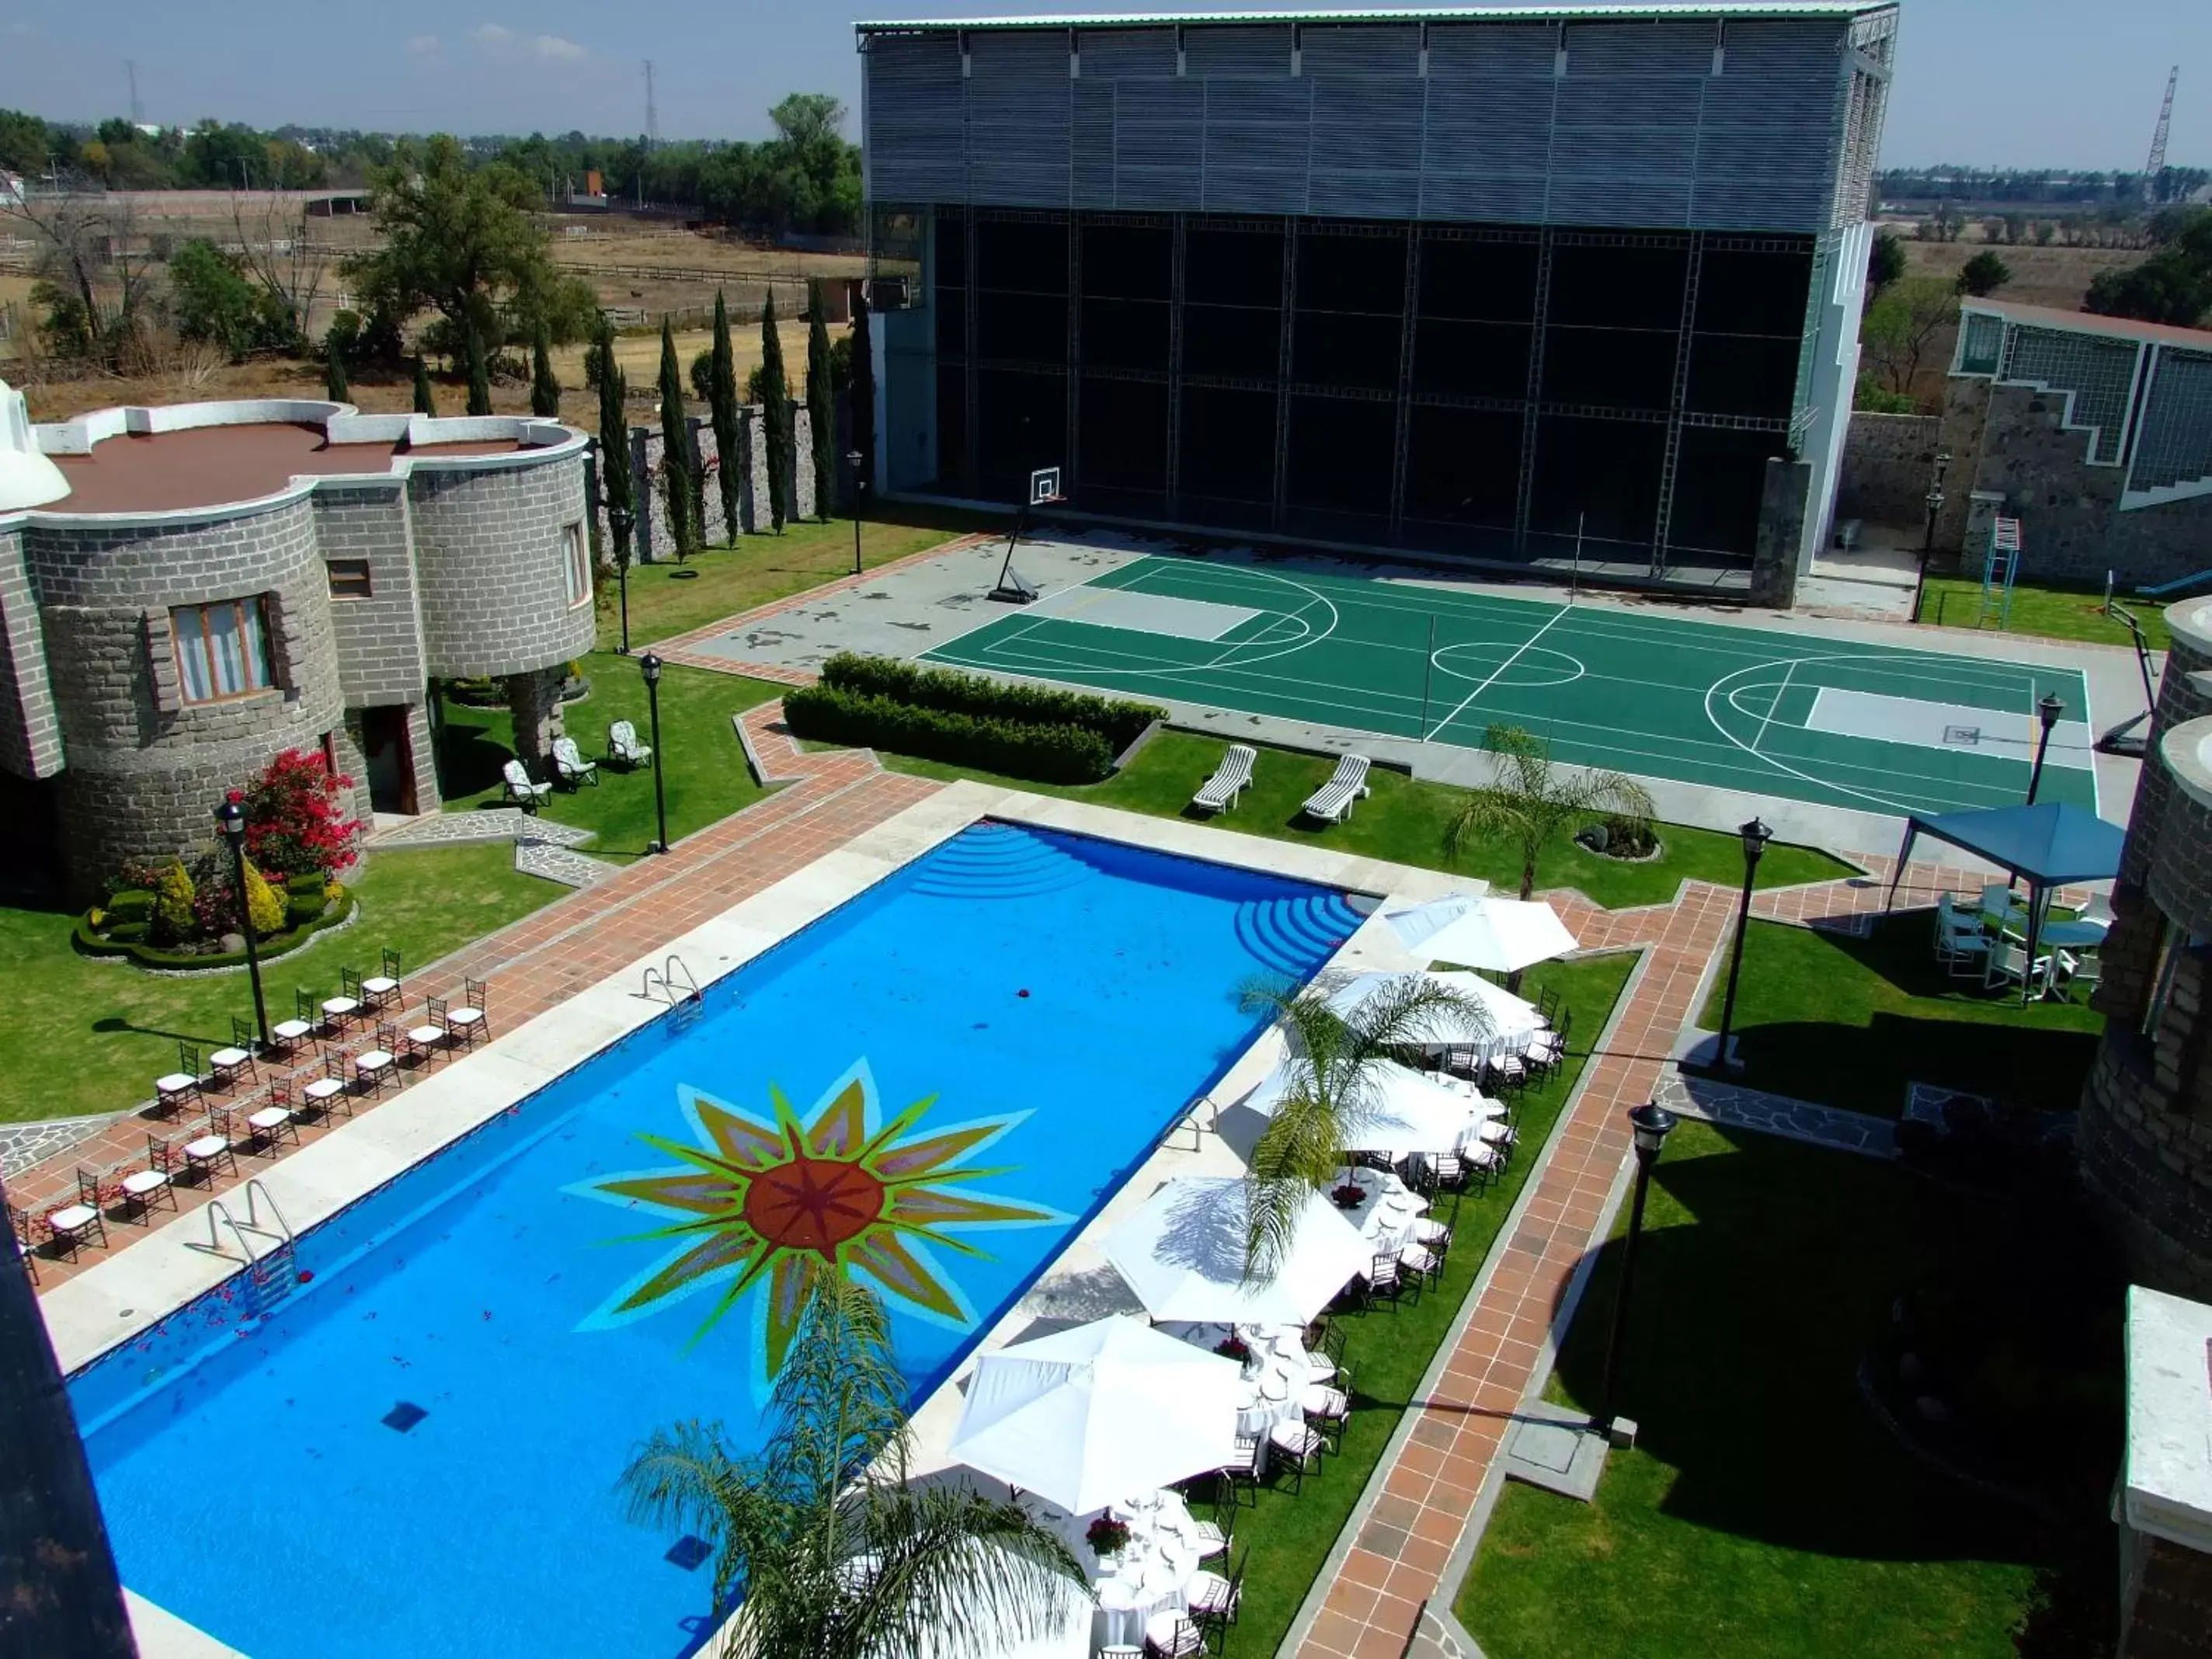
[857,3,1897,590]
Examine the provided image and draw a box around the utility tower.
[643,60,659,151]
[2146,65,2178,200]
[126,60,141,127]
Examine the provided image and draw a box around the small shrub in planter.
[152,861,197,945]
[106,889,155,925]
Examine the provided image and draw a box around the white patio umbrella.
[1320,969,1542,1049]
[1103,1175,1371,1327]
[1240,1056,1478,1158]
[1385,893,1578,974]
[949,1315,1243,1516]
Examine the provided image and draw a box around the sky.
[0,0,2207,169]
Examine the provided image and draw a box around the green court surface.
[922,555,2099,819]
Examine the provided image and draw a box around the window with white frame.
[172,597,276,703]
[563,522,591,607]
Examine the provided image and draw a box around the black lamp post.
[1912,450,1951,624]
[1595,1101,1678,1438]
[1710,816,1772,1072]
[640,652,669,854]
[214,798,271,1051]
[2026,692,2064,805]
[847,448,866,577]
[608,501,636,656]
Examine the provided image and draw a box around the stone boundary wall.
[1835,411,1942,529]
[611,405,819,562]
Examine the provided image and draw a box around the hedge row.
[818,654,1163,754]
[783,684,1116,784]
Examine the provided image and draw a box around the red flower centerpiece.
[1213,1334,1250,1363]
[1331,1181,1367,1209]
[1087,1516,1131,1556]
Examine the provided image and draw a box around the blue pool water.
[71,822,1361,1659]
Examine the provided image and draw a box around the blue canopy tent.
[1884,802,2127,1000]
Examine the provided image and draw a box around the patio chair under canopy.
[1883,801,2126,1003]
[1103,1175,1371,1328]
[949,1315,1244,1516]
[1240,1056,1481,1160]
[1384,894,1579,975]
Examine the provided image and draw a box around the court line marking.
[1751,659,1799,754]
[1421,603,1572,743]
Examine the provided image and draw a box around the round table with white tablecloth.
[1333,1167,1429,1272]
[1092,1490,1205,1648]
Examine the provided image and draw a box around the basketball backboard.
[1029,466,1063,506]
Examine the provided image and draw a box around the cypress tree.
[530,321,561,418]
[324,327,350,402]
[805,283,835,521]
[464,324,493,416]
[596,320,633,569]
[849,286,875,498]
[708,289,743,541]
[656,318,695,559]
[412,353,437,416]
[760,291,790,534]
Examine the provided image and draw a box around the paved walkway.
[9,711,937,1287]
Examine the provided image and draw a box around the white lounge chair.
[608,721,654,770]
[1301,753,1370,823]
[1191,745,1254,813]
[551,736,599,788]
[502,759,553,812]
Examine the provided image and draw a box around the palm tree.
[1447,722,1655,902]
[1239,974,1485,1282]
[619,1273,1085,1659]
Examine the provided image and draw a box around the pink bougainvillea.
[237,749,363,878]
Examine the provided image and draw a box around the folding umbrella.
[1103,1175,1371,1327]
[949,1314,1243,1516]
[1385,894,1578,974]
[1241,1056,1479,1157]
[1320,969,1542,1049]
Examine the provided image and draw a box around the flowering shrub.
[238,749,363,878]
[186,854,283,939]
[152,861,197,945]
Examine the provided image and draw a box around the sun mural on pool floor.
[572,1061,1066,1390]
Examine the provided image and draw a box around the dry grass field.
[1900,238,2137,311]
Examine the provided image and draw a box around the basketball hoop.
[990,464,1063,603]
[1028,466,1063,507]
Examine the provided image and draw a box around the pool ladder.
[193,1179,299,1314]
[641,954,704,1028]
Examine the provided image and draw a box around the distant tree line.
[2085,207,2212,328]
[0,92,862,238]
[1879,165,2212,207]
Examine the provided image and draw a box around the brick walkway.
[9,709,937,1289]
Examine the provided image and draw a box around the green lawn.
[437,653,789,861]
[1457,1121,2113,1659]
[1183,951,1640,1656]
[878,732,1856,909]
[1698,915,2104,1118]
[1916,574,2172,653]
[605,506,994,650]
[0,843,555,1126]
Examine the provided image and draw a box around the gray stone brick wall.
[410,454,597,680]
[315,482,428,708]
[1835,411,1942,528]
[23,498,352,896]
[0,525,62,779]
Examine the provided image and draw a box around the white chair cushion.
[1187,1570,1232,1612]
[120,1168,170,1196]
[322,996,361,1017]
[1142,1611,1202,1655]
[445,1007,484,1026]
[47,1204,99,1231]
[208,1047,251,1069]
[361,976,398,996]
[155,1073,197,1093]
[356,1050,395,1071]
[1303,1383,1349,1418]
[1268,1419,1320,1456]
[304,1076,346,1100]
[183,1135,228,1160]
[248,1107,293,1130]
[1400,1244,1441,1275]
[407,1025,446,1046]
[271,1019,314,1042]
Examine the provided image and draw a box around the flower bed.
[75,886,357,971]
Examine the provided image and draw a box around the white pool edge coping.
[49,783,1485,1657]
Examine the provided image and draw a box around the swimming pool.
[71,820,1362,1658]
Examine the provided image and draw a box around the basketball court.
[920,553,2102,820]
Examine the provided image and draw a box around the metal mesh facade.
[925,204,1812,569]
[1999,325,2142,467]
[862,11,1887,235]
[2130,350,2212,495]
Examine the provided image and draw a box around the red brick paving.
[11,708,939,1289]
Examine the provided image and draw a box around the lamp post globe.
[1710,816,1771,1071]
[2026,693,2064,805]
[214,796,271,1051]
[847,448,866,577]
[639,652,669,855]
